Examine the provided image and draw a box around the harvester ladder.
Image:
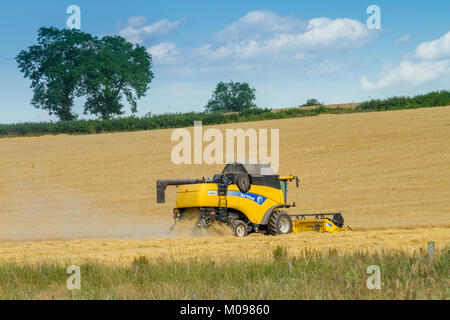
[217,183,228,222]
[217,183,228,207]
[218,195,227,208]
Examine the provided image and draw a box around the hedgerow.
[1,90,449,137]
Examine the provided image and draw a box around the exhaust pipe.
[156,179,206,203]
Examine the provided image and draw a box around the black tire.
[233,220,248,237]
[235,174,251,193]
[268,211,293,235]
[230,219,239,230]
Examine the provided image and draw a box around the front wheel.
[233,220,248,237]
[268,211,293,235]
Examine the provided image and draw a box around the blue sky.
[0,0,449,123]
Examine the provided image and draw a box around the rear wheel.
[268,211,293,235]
[230,219,239,230]
[233,220,248,237]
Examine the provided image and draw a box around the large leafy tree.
[16,27,95,121]
[205,81,257,113]
[82,36,153,120]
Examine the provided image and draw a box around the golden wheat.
[0,227,448,266]
[0,107,449,262]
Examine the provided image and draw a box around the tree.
[82,36,153,120]
[16,27,95,121]
[205,81,257,113]
[301,98,323,107]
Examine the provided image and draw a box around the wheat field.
[0,107,449,264]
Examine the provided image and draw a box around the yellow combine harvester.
[157,163,349,237]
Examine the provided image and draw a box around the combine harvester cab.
[156,163,350,237]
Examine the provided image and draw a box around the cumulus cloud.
[117,16,183,64]
[361,60,450,90]
[119,16,182,44]
[127,16,148,28]
[213,10,307,43]
[361,30,450,90]
[198,11,378,61]
[415,31,450,60]
[147,42,180,64]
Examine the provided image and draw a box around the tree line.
[2,90,449,137]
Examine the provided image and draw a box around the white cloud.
[213,10,306,43]
[198,11,378,61]
[119,16,182,44]
[415,31,450,60]
[127,16,148,28]
[362,31,450,90]
[361,60,450,90]
[396,34,411,44]
[147,42,180,64]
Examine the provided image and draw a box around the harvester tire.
[230,219,239,230]
[233,220,248,237]
[268,211,293,235]
[235,174,251,193]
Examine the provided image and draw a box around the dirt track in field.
[0,107,449,262]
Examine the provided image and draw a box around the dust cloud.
[169,209,234,238]
[0,184,173,241]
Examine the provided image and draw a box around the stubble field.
[0,107,449,265]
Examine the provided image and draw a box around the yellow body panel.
[176,183,285,224]
[292,219,346,233]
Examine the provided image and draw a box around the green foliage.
[132,256,150,269]
[206,81,257,113]
[1,90,449,137]
[272,246,288,261]
[0,248,448,299]
[239,107,272,116]
[0,109,305,137]
[83,36,153,120]
[357,90,450,111]
[16,27,95,121]
[301,98,323,107]
[16,27,154,121]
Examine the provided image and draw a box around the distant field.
[0,107,449,264]
[272,102,361,112]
